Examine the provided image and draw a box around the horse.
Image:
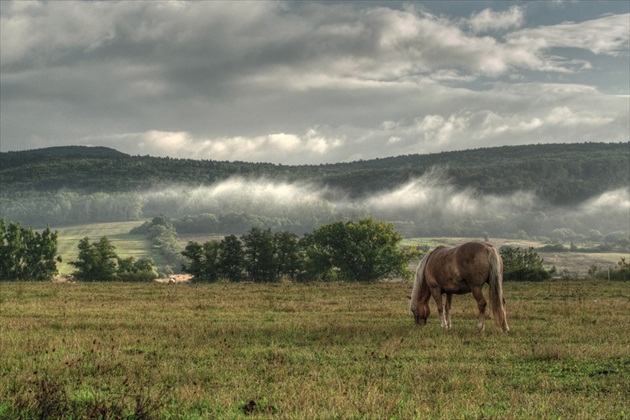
[410,242,509,333]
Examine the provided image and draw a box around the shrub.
[501,246,551,282]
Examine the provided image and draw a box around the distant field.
[403,237,628,277]
[1,280,628,418]
[54,221,165,275]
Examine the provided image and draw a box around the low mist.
[2,171,628,241]
[139,172,629,240]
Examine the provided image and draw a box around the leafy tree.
[242,227,277,283]
[299,233,337,282]
[303,217,411,282]
[69,236,118,281]
[274,231,302,281]
[181,241,221,282]
[500,246,551,282]
[117,256,158,282]
[0,219,61,281]
[218,235,245,281]
[134,215,186,273]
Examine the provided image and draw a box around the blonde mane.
[409,251,432,314]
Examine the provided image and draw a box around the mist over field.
[138,173,629,239]
[1,167,628,240]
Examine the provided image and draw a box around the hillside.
[2,142,628,205]
[1,143,629,240]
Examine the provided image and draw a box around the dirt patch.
[155,274,193,284]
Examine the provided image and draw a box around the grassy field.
[1,280,628,419]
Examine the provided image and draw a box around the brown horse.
[410,242,509,333]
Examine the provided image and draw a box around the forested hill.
[1,142,629,205]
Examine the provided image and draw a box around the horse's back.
[425,242,493,290]
[455,242,494,281]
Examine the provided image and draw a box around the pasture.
[1,280,628,418]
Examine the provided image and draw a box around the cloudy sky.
[1,1,628,164]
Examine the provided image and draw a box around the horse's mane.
[409,248,439,314]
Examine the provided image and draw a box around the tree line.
[171,217,414,282]
[3,216,627,282]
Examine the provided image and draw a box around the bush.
[501,246,551,282]
[503,267,551,282]
[590,258,630,281]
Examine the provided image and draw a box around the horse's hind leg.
[472,287,486,332]
[445,294,453,331]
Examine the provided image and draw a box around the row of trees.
[0,219,61,281]
[0,215,622,282]
[181,218,416,282]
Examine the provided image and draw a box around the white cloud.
[100,129,344,164]
[469,5,524,33]
[507,13,630,56]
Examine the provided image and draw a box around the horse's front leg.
[445,294,453,331]
[431,290,447,330]
[472,287,487,332]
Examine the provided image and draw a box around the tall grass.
[1,280,628,418]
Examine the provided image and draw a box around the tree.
[181,240,221,282]
[242,227,277,282]
[0,219,61,281]
[302,217,412,282]
[69,236,118,281]
[274,231,301,281]
[218,235,245,281]
[117,256,158,281]
[500,246,551,281]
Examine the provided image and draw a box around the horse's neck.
[418,274,431,303]
[411,252,435,307]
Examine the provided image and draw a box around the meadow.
[1,280,628,419]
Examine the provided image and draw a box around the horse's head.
[412,302,430,326]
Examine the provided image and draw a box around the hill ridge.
[1,142,628,206]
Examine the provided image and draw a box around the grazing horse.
[410,242,509,333]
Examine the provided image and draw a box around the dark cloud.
[1,1,628,163]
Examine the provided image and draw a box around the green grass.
[1,280,628,418]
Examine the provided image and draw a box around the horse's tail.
[487,246,509,333]
[410,251,431,314]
